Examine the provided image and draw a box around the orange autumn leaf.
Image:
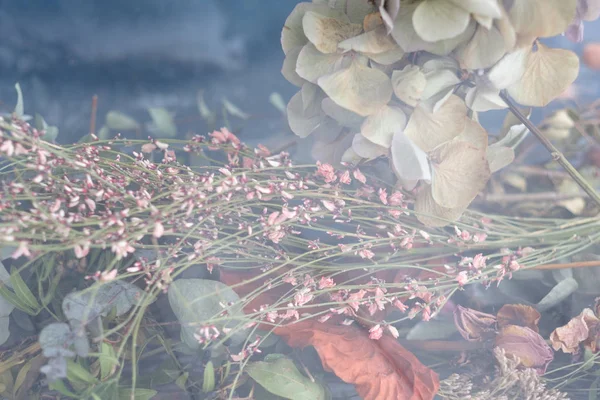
[275,319,439,400]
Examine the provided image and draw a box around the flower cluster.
[282,0,599,225]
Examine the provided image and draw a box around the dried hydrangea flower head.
[282,0,591,226]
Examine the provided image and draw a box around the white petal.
[303,11,363,54]
[281,46,305,87]
[282,3,349,54]
[431,141,490,208]
[391,131,432,181]
[352,133,388,159]
[392,65,427,107]
[465,86,507,112]
[360,105,407,147]
[318,60,393,117]
[456,25,507,70]
[421,69,461,103]
[413,0,470,42]
[486,46,529,90]
[404,95,467,152]
[296,43,349,83]
[507,43,580,107]
[312,116,344,143]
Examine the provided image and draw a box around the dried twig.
[500,91,600,207]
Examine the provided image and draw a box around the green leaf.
[12,358,31,396]
[167,279,244,350]
[536,277,579,312]
[62,281,144,326]
[39,323,71,351]
[100,342,119,380]
[246,355,327,400]
[118,388,157,400]
[10,267,40,312]
[35,114,59,142]
[106,111,140,131]
[14,83,24,117]
[49,379,79,398]
[148,108,177,138]
[197,90,216,125]
[175,371,189,391]
[66,359,97,385]
[202,361,215,393]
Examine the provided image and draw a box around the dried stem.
[499,91,600,207]
[532,260,600,271]
[479,191,585,203]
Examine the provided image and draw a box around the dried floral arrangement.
[1,0,600,399]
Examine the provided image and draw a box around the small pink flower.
[353,168,367,184]
[387,325,400,338]
[456,271,469,286]
[378,188,388,205]
[316,162,337,183]
[394,299,408,312]
[11,241,31,259]
[339,170,351,184]
[100,269,118,282]
[153,222,165,238]
[321,200,336,212]
[388,191,404,206]
[369,324,383,340]
[358,248,375,260]
[318,276,336,289]
[348,289,366,311]
[472,253,487,269]
[294,288,314,306]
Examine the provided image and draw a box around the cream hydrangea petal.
[312,132,353,166]
[312,116,344,144]
[296,43,349,83]
[415,185,466,227]
[473,14,493,29]
[360,105,407,147]
[317,60,393,117]
[507,43,580,107]
[413,0,470,42]
[391,131,432,181]
[338,26,397,54]
[487,145,515,173]
[392,65,427,107]
[364,47,405,65]
[496,5,516,53]
[282,46,305,87]
[456,25,507,70]
[301,82,324,113]
[345,0,377,23]
[303,11,363,54]
[352,133,388,159]
[341,146,363,165]
[508,0,577,38]
[455,118,488,150]
[287,91,323,138]
[448,0,502,19]
[465,86,505,112]
[486,47,529,90]
[431,140,490,208]
[321,97,364,128]
[392,3,476,55]
[404,95,467,152]
[421,69,461,103]
[282,3,349,55]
